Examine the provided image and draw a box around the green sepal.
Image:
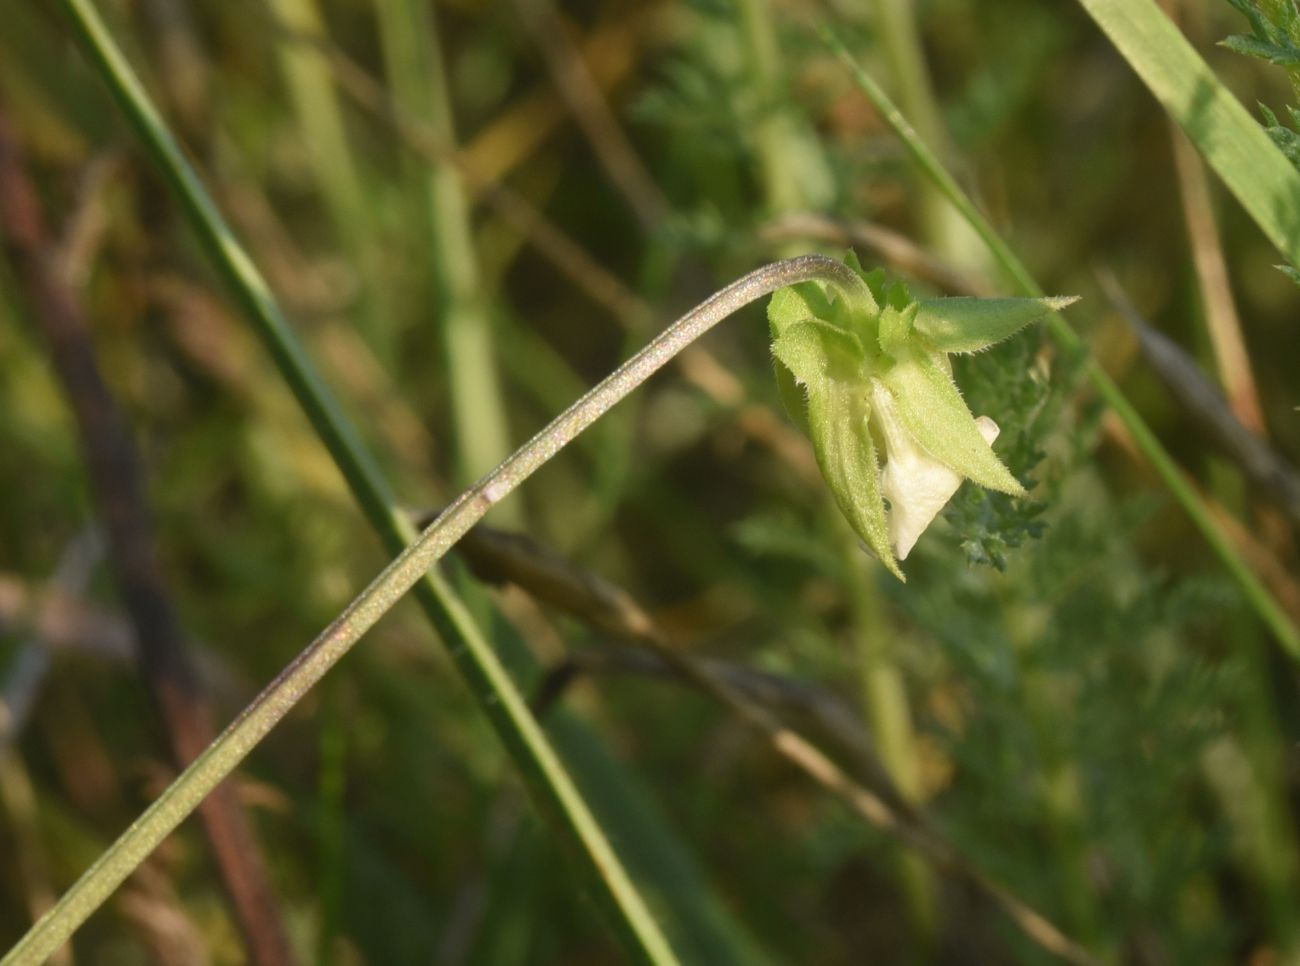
[884,279,913,311]
[847,252,887,308]
[768,282,834,338]
[808,379,902,581]
[877,301,918,358]
[771,319,865,386]
[837,251,885,338]
[770,320,900,578]
[881,350,1024,495]
[914,296,1078,354]
[768,283,837,435]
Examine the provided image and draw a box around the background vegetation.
[1,0,1298,963]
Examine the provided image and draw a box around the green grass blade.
[1075,0,1300,269]
[269,0,398,367]
[10,1,683,962]
[824,31,1300,658]
[374,0,515,491]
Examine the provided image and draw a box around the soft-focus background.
[2,1,1299,963]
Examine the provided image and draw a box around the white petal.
[875,384,1000,560]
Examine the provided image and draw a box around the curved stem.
[3,255,861,965]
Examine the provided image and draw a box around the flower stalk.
[1,255,871,965]
[5,246,1075,961]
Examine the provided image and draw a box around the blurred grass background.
[2,0,1299,963]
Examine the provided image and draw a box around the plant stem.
[868,0,986,274]
[736,0,799,217]
[0,255,863,966]
[843,542,937,937]
[270,0,395,367]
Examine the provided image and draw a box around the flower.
[768,253,1076,580]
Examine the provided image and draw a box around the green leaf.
[1224,0,1300,46]
[1075,0,1300,268]
[884,279,914,311]
[843,249,879,298]
[1221,33,1300,66]
[1277,263,1300,285]
[828,250,881,344]
[881,352,1024,495]
[771,359,811,437]
[1257,102,1300,168]
[914,296,1079,354]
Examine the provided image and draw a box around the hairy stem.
[2,255,865,965]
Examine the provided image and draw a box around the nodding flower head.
[768,252,1077,581]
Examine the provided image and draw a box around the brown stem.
[0,106,296,966]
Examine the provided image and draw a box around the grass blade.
[1075,0,1300,269]
[269,0,397,367]
[374,0,515,490]
[824,30,1300,657]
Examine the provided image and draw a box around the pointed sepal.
[875,386,1001,560]
[768,281,835,338]
[914,296,1078,354]
[880,351,1024,495]
[807,380,902,581]
[768,283,838,435]
[877,300,918,358]
[771,320,900,579]
[771,318,865,386]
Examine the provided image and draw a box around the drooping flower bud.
[768,253,1077,579]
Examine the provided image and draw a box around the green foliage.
[1221,0,1300,68]
[942,323,1078,572]
[5,0,1300,962]
[906,483,1248,960]
[1258,102,1300,166]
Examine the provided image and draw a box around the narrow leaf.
[1264,122,1300,167]
[772,358,811,437]
[767,281,834,338]
[1278,264,1300,285]
[881,352,1024,495]
[914,296,1079,354]
[1221,34,1300,66]
[1076,0,1300,267]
